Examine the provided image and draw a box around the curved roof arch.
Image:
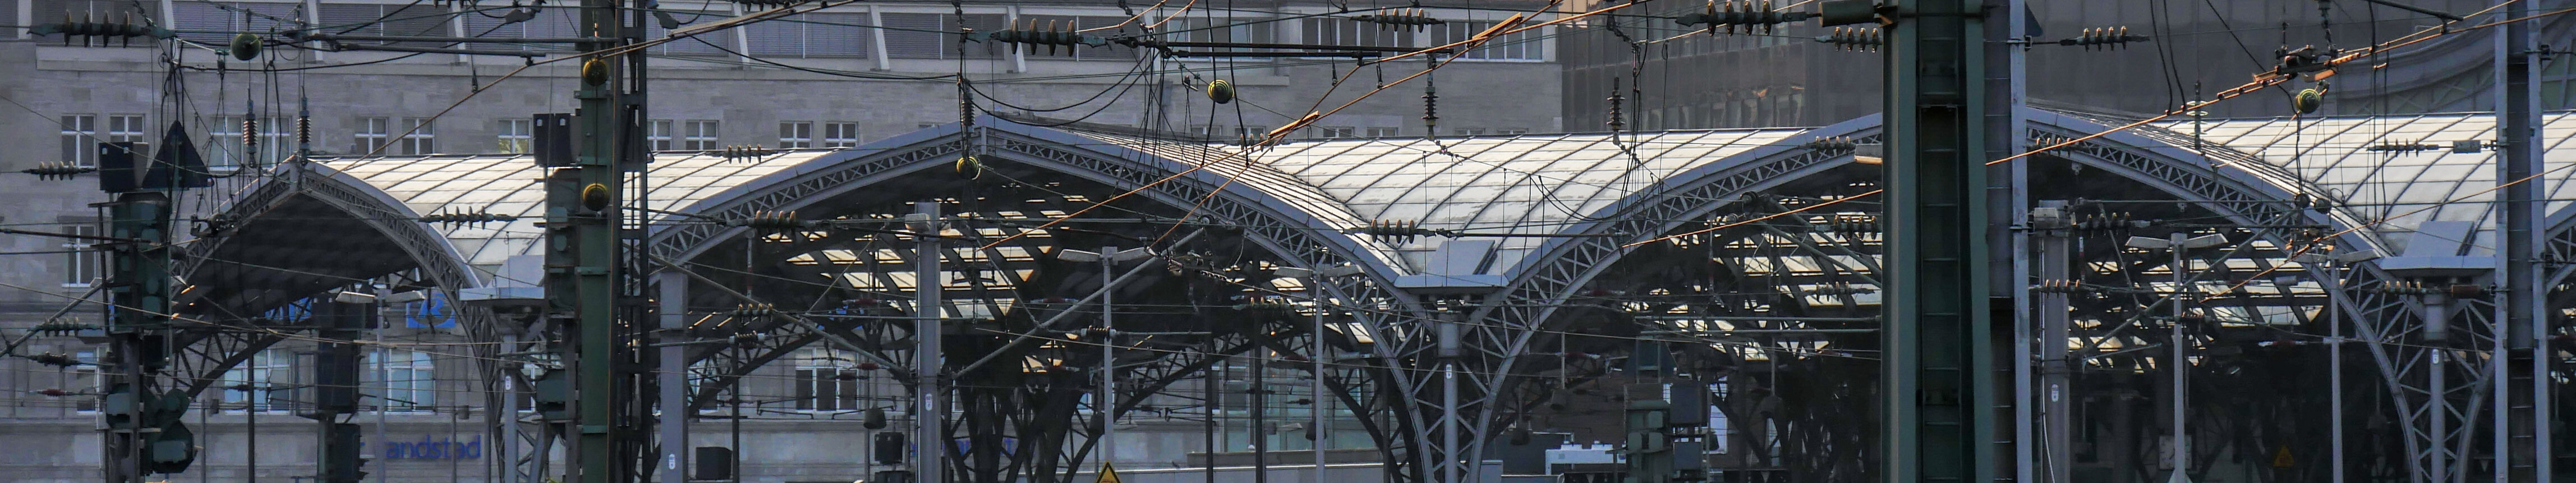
[642,116,1414,296]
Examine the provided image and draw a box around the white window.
[356,117,390,154]
[221,349,289,411]
[496,118,532,154]
[1312,126,1355,140]
[822,122,859,148]
[60,115,97,166]
[648,119,675,151]
[1365,127,1400,138]
[397,118,435,155]
[744,12,870,58]
[367,350,435,412]
[793,349,862,411]
[684,120,721,151]
[106,115,147,144]
[61,224,98,287]
[1436,21,1547,61]
[1303,17,1413,51]
[778,121,813,149]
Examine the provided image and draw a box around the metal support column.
[659,272,688,483]
[2031,200,2072,482]
[1879,0,1994,481]
[911,201,947,483]
[100,189,175,483]
[2494,0,2548,477]
[555,0,640,476]
[1984,0,2029,476]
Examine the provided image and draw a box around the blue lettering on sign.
[377,435,482,459]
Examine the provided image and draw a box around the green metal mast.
[1876,0,1994,481]
[549,0,641,479]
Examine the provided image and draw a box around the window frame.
[495,118,533,154]
[60,114,98,167]
[778,121,814,149]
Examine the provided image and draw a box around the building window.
[1303,17,1413,51]
[206,116,287,168]
[1454,128,1486,136]
[684,120,721,151]
[1312,126,1355,140]
[1365,127,1400,138]
[649,119,675,151]
[822,122,859,148]
[397,118,435,155]
[496,118,532,154]
[61,224,98,287]
[793,349,862,411]
[1436,21,1546,60]
[221,349,289,411]
[1498,128,1531,135]
[106,115,147,144]
[356,117,390,154]
[778,121,814,149]
[368,350,435,412]
[60,115,97,166]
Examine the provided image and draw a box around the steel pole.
[1101,247,1118,469]
[657,272,688,483]
[2168,241,2188,482]
[912,201,946,483]
[1311,274,1328,483]
[2494,0,2548,477]
[2327,264,2345,482]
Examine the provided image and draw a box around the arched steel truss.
[642,119,1433,482]
[154,110,2570,483]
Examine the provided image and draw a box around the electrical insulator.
[731,303,778,319]
[721,145,774,162]
[2030,279,2092,294]
[418,210,519,227]
[2365,141,2444,153]
[1353,219,1433,242]
[2053,26,2148,50]
[1807,281,1874,296]
[34,12,177,47]
[1675,0,1809,35]
[1801,136,1856,151]
[728,333,765,348]
[20,162,97,180]
[27,352,82,367]
[295,115,313,149]
[967,20,1110,56]
[2447,284,2489,298]
[31,321,99,334]
[241,118,260,150]
[1814,27,1883,52]
[2030,133,2077,151]
[733,210,809,231]
[1819,214,1879,233]
[1207,79,1236,104]
[1350,8,1444,31]
[2069,211,2136,234]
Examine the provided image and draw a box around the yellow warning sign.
[2271,445,2295,468]
[1096,463,1122,483]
